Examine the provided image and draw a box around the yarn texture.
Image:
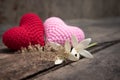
[2,13,45,50]
[44,17,85,45]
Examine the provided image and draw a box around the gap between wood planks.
[20,39,120,80]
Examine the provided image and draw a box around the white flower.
[69,35,93,59]
[55,35,94,65]
[77,38,93,58]
[55,57,64,65]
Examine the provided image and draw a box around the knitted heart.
[20,13,45,45]
[44,17,85,45]
[2,13,45,50]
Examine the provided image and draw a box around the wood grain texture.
[0,48,54,80]
[0,19,120,80]
[0,0,120,24]
[35,43,120,80]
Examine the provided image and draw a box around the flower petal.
[65,40,71,53]
[68,48,80,61]
[55,57,64,65]
[76,38,91,51]
[68,53,80,61]
[79,50,93,58]
[71,35,78,48]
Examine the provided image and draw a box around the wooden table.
[0,18,120,80]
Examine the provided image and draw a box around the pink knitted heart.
[44,17,85,45]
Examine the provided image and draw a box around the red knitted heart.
[2,13,45,50]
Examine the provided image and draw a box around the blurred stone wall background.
[0,0,120,24]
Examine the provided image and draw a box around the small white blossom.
[55,57,64,65]
[55,35,94,65]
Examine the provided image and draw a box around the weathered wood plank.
[0,49,54,80]
[66,19,120,42]
[0,19,120,80]
[0,18,120,43]
[33,43,120,80]
[0,0,120,24]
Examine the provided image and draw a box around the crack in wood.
[88,39,120,53]
[20,39,120,80]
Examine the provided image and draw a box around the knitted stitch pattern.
[2,13,45,50]
[44,17,85,45]
[20,13,45,46]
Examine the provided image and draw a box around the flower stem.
[87,42,97,48]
